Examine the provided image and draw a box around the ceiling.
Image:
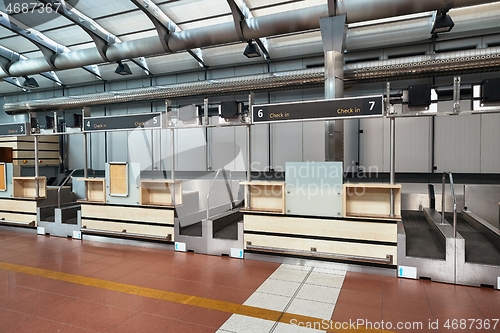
[1,0,500,97]
[0,0,327,94]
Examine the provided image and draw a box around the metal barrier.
[206,169,234,222]
[441,172,457,237]
[57,168,95,208]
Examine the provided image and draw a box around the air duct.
[5,46,500,114]
[3,69,325,114]
[0,0,498,79]
[344,46,500,81]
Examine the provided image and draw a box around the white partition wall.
[481,113,500,173]
[435,114,481,173]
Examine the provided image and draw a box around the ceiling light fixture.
[22,76,39,88]
[243,40,261,58]
[115,60,132,75]
[431,9,455,36]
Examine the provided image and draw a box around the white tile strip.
[219,315,276,333]
[219,263,346,333]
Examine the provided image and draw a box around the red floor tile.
[178,307,232,329]
[205,285,254,304]
[336,289,383,310]
[382,295,433,320]
[0,308,33,332]
[141,298,193,319]
[106,312,178,333]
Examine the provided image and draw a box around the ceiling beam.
[0,45,62,85]
[0,10,102,79]
[226,0,271,60]
[39,0,151,75]
[2,77,27,91]
[130,0,207,68]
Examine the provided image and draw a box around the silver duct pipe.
[344,46,500,82]
[5,46,500,114]
[346,2,500,51]
[1,0,497,79]
[4,69,325,114]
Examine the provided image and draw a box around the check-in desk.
[78,163,190,241]
[0,162,46,226]
[242,162,399,267]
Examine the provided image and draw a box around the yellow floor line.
[0,261,397,333]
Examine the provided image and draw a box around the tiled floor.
[1,228,499,333]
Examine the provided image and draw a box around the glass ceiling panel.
[268,31,323,58]
[73,0,139,19]
[145,52,201,74]
[253,0,326,17]
[118,30,159,42]
[44,26,93,47]
[179,15,234,30]
[52,68,100,85]
[6,11,72,31]
[158,0,230,24]
[202,43,262,67]
[96,11,155,36]
[0,35,40,54]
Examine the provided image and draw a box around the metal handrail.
[441,172,457,237]
[57,168,95,208]
[206,169,233,221]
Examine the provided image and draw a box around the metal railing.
[57,168,95,208]
[206,169,234,222]
[441,172,457,237]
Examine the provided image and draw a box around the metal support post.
[453,76,461,114]
[389,116,395,217]
[320,15,346,162]
[170,127,175,205]
[34,135,40,198]
[441,172,446,224]
[246,93,254,209]
[83,132,88,178]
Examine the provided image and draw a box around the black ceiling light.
[431,9,455,35]
[22,76,39,88]
[243,40,261,58]
[115,60,132,75]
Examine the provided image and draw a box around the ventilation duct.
[5,46,500,114]
[1,0,498,79]
[3,69,325,114]
[344,46,500,81]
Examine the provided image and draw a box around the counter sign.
[252,95,383,123]
[0,122,28,136]
[84,112,163,132]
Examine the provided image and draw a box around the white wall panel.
[435,114,481,173]
[359,118,386,173]
[211,127,238,171]
[89,132,105,170]
[343,119,359,173]
[251,124,269,171]
[302,121,325,162]
[272,122,302,171]
[480,113,500,173]
[107,131,128,163]
[395,117,432,173]
[175,128,206,171]
[127,130,153,171]
[67,133,84,170]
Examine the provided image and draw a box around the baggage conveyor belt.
[445,212,500,266]
[402,210,445,260]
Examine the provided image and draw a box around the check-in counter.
[242,163,399,267]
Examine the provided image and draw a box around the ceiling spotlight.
[243,40,261,58]
[115,60,132,75]
[22,76,39,88]
[431,10,455,35]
